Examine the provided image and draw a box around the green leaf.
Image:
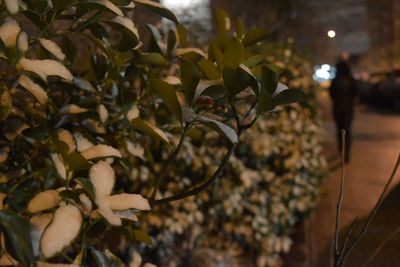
[244,54,265,68]
[104,17,139,52]
[51,139,70,159]
[0,85,12,120]
[131,118,170,144]
[193,80,225,104]
[177,24,189,47]
[274,88,307,105]
[222,65,258,96]
[138,53,168,66]
[146,24,164,54]
[197,58,220,80]
[21,126,49,140]
[91,248,112,267]
[255,65,278,95]
[167,29,177,56]
[214,8,230,36]
[75,1,124,16]
[134,0,178,23]
[175,48,206,62]
[151,78,182,120]
[236,17,245,39]
[67,152,91,171]
[242,28,268,47]
[197,116,238,144]
[180,58,200,106]
[257,90,276,115]
[76,178,95,200]
[223,38,245,69]
[59,190,81,203]
[208,44,224,71]
[52,0,72,13]
[132,229,153,245]
[0,210,34,266]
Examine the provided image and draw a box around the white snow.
[38,38,66,61]
[5,0,19,14]
[97,104,108,123]
[114,209,138,221]
[73,132,94,152]
[126,104,139,120]
[18,75,48,105]
[17,31,28,52]
[51,153,67,180]
[59,104,88,114]
[27,190,61,213]
[0,19,21,47]
[18,58,73,81]
[89,160,115,196]
[81,144,121,160]
[108,193,150,211]
[30,213,53,257]
[40,205,82,258]
[79,193,92,214]
[126,141,144,159]
[130,250,142,267]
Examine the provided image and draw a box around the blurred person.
[329,60,357,163]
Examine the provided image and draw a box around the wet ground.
[285,91,400,267]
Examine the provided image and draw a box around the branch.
[361,224,400,267]
[151,143,236,205]
[339,153,400,266]
[148,125,190,202]
[337,216,358,264]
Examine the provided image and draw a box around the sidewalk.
[308,91,400,266]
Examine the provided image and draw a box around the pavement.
[305,91,400,267]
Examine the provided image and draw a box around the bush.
[0,1,310,266]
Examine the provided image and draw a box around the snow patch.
[18,58,73,81]
[18,75,48,105]
[38,38,66,61]
[27,190,61,213]
[0,19,21,47]
[81,144,121,160]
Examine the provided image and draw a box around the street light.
[327,30,336,38]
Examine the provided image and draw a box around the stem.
[334,130,346,262]
[337,216,358,265]
[149,125,190,202]
[152,143,236,205]
[361,225,400,267]
[339,153,400,266]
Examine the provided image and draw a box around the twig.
[339,153,400,266]
[337,216,358,262]
[149,125,190,202]
[361,224,400,267]
[152,143,236,205]
[334,130,346,260]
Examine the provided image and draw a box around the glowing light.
[321,64,331,71]
[161,0,204,10]
[327,30,336,38]
[315,69,331,80]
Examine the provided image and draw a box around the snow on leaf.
[57,129,76,153]
[18,58,73,81]
[18,75,48,105]
[59,104,88,114]
[81,144,121,160]
[108,193,150,211]
[126,141,144,159]
[73,132,94,152]
[38,38,66,61]
[17,31,28,52]
[85,0,124,16]
[40,205,82,258]
[0,19,21,47]
[109,16,139,40]
[97,104,108,123]
[114,210,138,221]
[129,250,142,267]
[126,104,139,121]
[0,253,18,266]
[5,0,19,14]
[51,153,67,180]
[30,214,53,257]
[89,160,115,196]
[27,190,61,213]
